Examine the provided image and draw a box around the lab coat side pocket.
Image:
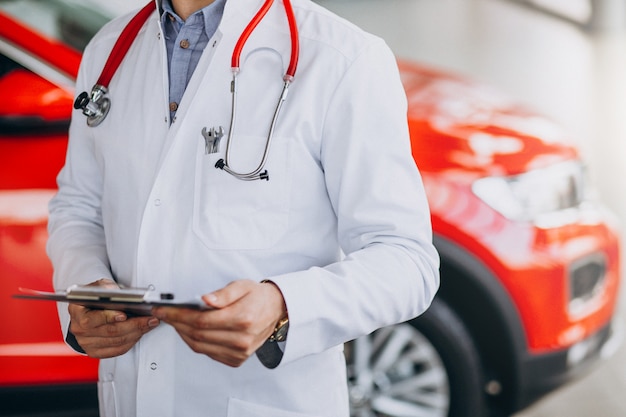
[97,374,119,417]
[193,135,291,250]
[227,397,321,417]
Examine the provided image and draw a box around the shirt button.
[169,102,178,112]
[180,39,190,49]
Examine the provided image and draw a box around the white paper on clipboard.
[13,285,211,316]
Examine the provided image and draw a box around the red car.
[0,1,621,416]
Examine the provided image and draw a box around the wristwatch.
[256,315,289,369]
[269,316,289,342]
[256,280,289,368]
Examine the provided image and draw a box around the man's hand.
[68,278,160,358]
[152,279,287,368]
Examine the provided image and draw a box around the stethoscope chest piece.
[74,85,111,128]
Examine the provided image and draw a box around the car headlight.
[471,160,586,224]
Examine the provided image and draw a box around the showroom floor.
[315,0,626,416]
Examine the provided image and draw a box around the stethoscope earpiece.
[216,0,298,182]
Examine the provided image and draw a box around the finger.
[70,306,159,338]
[153,307,221,330]
[87,278,120,289]
[78,329,142,359]
[167,320,256,367]
[72,316,160,358]
[175,323,256,353]
[69,304,128,329]
[68,279,126,327]
[201,279,256,309]
[177,331,251,367]
[164,307,269,356]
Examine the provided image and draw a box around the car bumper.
[516,320,622,410]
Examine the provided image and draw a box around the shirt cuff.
[65,324,86,354]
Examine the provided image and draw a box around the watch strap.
[256,338,284,369]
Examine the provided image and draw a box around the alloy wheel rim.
[347,323,450,417]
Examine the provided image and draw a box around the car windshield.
[0,0,144,51]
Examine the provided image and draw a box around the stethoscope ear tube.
[215,76,292,182]
[215,0,299,181]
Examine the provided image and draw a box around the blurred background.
[315,0,626,415]
[2,0,626,416]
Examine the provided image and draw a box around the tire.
[346,297,487,417]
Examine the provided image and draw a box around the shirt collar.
[160,0,226,36]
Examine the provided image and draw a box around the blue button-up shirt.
[161,0,226,122]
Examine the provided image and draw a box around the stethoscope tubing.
[76,0,300,182]
[74,1,156,127]
[221,77,291,181]
[218,0,300,181]
[231,0,299,79]
[98,1,157,87]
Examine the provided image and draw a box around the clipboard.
[13,285,211,316]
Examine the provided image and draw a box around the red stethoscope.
[75,0,300,181]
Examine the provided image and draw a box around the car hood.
[399,60,579,182]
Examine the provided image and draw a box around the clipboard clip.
[63,285,176,302]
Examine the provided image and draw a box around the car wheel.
[346,298,487,417]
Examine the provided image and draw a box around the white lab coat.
[47,0,440,416]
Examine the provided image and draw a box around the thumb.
[201,279,254,309]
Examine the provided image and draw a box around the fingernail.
[148,318,160,328]
[114,314,126,322]
[204,293,218,304]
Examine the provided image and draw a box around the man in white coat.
[47,0,440,415]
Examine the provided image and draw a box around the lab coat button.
[150,362,157,370]
[180,39,190,49]
[154,199,161,206]
[169,102,178,112]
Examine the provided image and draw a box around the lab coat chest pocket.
[193,132,291,250]
[192,47,292,250]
